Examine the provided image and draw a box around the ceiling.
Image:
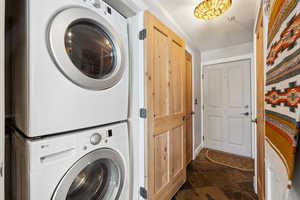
[142,0,259,51]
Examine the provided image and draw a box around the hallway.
[173,150,258,200]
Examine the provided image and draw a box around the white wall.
[202,42,253,63]
[188,49,202,157]
[287,148,300,199]
[128,12,146,200]
[286,102,300,199]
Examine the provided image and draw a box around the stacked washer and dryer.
[11,0,130,199]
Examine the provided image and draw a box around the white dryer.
[12,122,130,200]
[12,0,129,137]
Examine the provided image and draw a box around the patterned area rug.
[172,149,258,200]
[205,149,255,172]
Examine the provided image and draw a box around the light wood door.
[144,11,186,200]
[0,0,5,199]
[204,60,252,157]
[185,51,193,165]
[255,8,265,200]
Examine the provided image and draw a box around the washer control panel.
[90,133,102,145]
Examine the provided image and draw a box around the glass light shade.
[194,0,232,20]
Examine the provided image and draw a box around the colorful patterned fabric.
[268,0,298,47]
[266,1,300,180]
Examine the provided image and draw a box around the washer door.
[48,7,126,90]
[52,149,125,200]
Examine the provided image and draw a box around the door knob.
[251,118,257,123]
[241,112,249,116]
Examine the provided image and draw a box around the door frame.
[253,1,266,198]
[185,50,193,165]
[0,0,5,199]
[201,54,256,159]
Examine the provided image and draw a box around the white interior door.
[0,0,5,199]
[204,59,252,157]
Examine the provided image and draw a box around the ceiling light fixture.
[194,0,232,20]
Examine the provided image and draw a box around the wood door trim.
[144,11,155,198]
[185,50,193,165]
[185,51,192,62]
[255,6,266,200]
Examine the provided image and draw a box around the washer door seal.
[48,7,126,90]
[52,149,125,200]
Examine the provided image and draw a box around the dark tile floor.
[172,150,258,200]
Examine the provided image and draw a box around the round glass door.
[48,7,126,90]
[65,21,116,80]
[52,149,125,200]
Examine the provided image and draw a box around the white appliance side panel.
[27,0,129,136]
[128,11,145,200]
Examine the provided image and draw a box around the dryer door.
[52,149,125,200]
[48,7,126,90]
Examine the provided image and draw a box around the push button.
[108,130,113,137]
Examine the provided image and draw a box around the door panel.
[206,68,223,107]
[206,114,223,145]
[204,60,252,157]
[227,67,245,107]
[228,117,244,145]
[170,41,184,114]
[145,11,186,200]
[204,66,224,151]
[170,126,184,177]
[154,132,169,193]
[185,51,193,165]
[153,28,169,118]
[256,7,265,200]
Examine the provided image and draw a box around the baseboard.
[193,143,204,160]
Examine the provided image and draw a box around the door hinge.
[195,98,198,105]
[203,136,205,141]
[202,74,204,79]
[140,108,147,119]
[202,105,204,110]
[139,29,147,40]
[140,187,148,199]
[0,162,3,178]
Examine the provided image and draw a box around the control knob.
[90,133,102,145]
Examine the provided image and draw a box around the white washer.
[12,0,129,137]
[12,122,130,200]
